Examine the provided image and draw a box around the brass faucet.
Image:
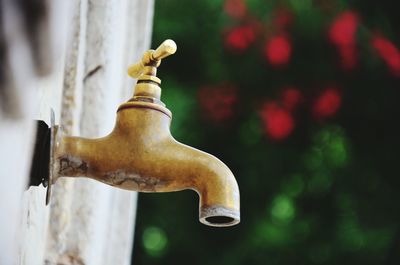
[52,40,240,227]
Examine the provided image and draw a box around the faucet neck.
[133,80,161,100]
[117,81,171,118]
[122,39,177,116]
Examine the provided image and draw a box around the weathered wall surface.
[0,0,154,264]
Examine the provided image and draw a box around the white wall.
[0,0,154,264]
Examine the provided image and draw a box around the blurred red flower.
[260,101,294,141]
[281,87,303,111]
[371,35,400,76]
[329,11,359,70]
[312,88,341,119]
[224,0,247,19]
[198,84,238,123]
[225,24,256,52]
[329,11,359,46]
[264,35,292,66]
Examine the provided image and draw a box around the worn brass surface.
[53,40,240,227]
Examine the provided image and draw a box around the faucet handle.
[152,39,177,61]
[128,39,177,79]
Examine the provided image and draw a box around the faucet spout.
[156,140,240,227]
[169,142,240,226]
[54,99,240,227]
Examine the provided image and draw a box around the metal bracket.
[28,109,56,205]
[29,120,50,187]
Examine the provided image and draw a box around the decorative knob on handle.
[128,39,177,79]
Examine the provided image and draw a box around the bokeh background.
[132,0,400,264]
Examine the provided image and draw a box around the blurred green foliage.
[133,0,400,264]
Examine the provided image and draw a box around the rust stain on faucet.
[104,170,169,191]
[52,40,240,227]
[58,155,88,176]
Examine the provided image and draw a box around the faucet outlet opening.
[205,216,235,224]
[200,205,240,227]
